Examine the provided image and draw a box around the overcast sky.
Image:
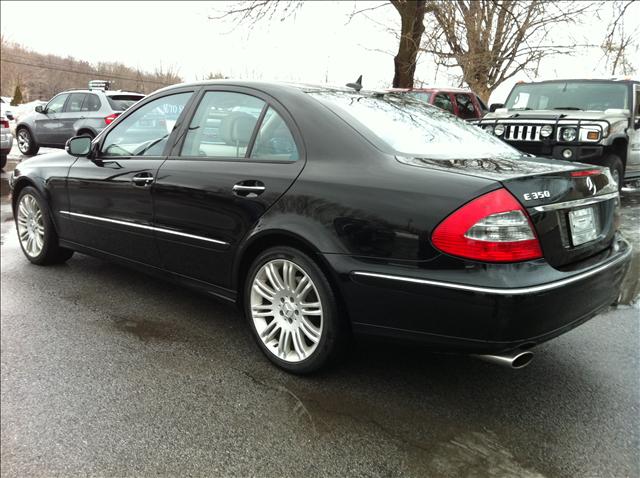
[1,0,639,102]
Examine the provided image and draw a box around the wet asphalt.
[1,149,639,478]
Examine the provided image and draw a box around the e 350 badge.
[523,190,551,201]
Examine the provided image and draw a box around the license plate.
[569,207,598,246]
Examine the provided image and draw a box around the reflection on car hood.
[395,155,579,181]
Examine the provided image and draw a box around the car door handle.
[131,173,154,186]
[232,181,266,197]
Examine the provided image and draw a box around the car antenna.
[346,75,363,92]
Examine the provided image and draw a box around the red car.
[387,87,488,119]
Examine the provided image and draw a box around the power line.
[0,56,175,87]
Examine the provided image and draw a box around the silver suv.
[476,78,640,191]
[15,82,144,156]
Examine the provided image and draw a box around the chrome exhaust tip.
[474,350,534,369]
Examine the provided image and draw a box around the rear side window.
[107,95,143,111]
[455,94,477,119]
[66,93,86,113]
[433,93,454,113]
[407,92,431,103]
[181,91,265,158]
[250,107,298,161]
[82,94,101,112]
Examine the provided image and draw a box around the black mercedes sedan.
[10,81,631,373]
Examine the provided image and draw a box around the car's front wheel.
[603,154,624,190]
[245,246,345,373]
[15,186,74,265]
[16,127,40,156]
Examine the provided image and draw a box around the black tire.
[603,154,624,191]
[15,186,74,265]
[0,154,6,170]
[244,246,346,374]
[16,127,40,156]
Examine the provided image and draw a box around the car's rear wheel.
[245,246,345,373]
[15,186,74,265]
[16,128,39,156]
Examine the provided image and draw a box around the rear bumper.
[326,237,631,352]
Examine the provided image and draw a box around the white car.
[0,97,14,121]
[1,114,13,169]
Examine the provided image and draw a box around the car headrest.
[220,112,256,146]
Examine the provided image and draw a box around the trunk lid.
[396,155,619,267]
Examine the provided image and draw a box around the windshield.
[309,91,521,160]
[107,95,144,111]
[504,81,628,111]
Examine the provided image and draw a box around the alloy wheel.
[250,259,323,362]
[17,193,45,258]
[17,130,30,154]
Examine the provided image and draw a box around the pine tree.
[11,85,23,106]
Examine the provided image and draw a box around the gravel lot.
[1,148,639,478]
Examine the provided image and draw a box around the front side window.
[433,93,454,113]
[46,94,69,114]
[101,92,193,157]
[310,91,522,160]
[181,91,265,158]
[66,93,86,113]
[250,107,298,161]
[455,94,476,119]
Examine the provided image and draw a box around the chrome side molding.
[59,211,229,246]
[352,244,631,296]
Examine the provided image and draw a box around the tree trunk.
[465,78,492,105]
[391,1,427,88]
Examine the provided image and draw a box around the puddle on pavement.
[112,316,178,342]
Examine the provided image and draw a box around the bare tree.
[420,1,595,102]
[210,0,429,88]
[601,0,638,75]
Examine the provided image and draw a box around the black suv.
[15,82,144,156]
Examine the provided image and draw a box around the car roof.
[57,89,145,96]
[152,79,478,99]
[387,87,475,94]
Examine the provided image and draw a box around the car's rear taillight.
[104,113,120,125]
[0,119,9,128]
[432,188,542,262]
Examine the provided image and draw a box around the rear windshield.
[309,91,521,160]
[107,95,144,111]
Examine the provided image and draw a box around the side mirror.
[489,103,504,113]
[35,105,45,114]
[65,136,92,157]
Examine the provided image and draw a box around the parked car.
[0,97,14,121]
[15,83,144,156]
[1,115,13,168]
[387,87,488,119]
[10,81,630,373]
[475,78,640,191]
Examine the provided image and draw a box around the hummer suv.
[476,79,640,190]
[15,81,144,156]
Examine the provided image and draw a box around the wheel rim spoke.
[16,193,45,258]
[250,258,324,363]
